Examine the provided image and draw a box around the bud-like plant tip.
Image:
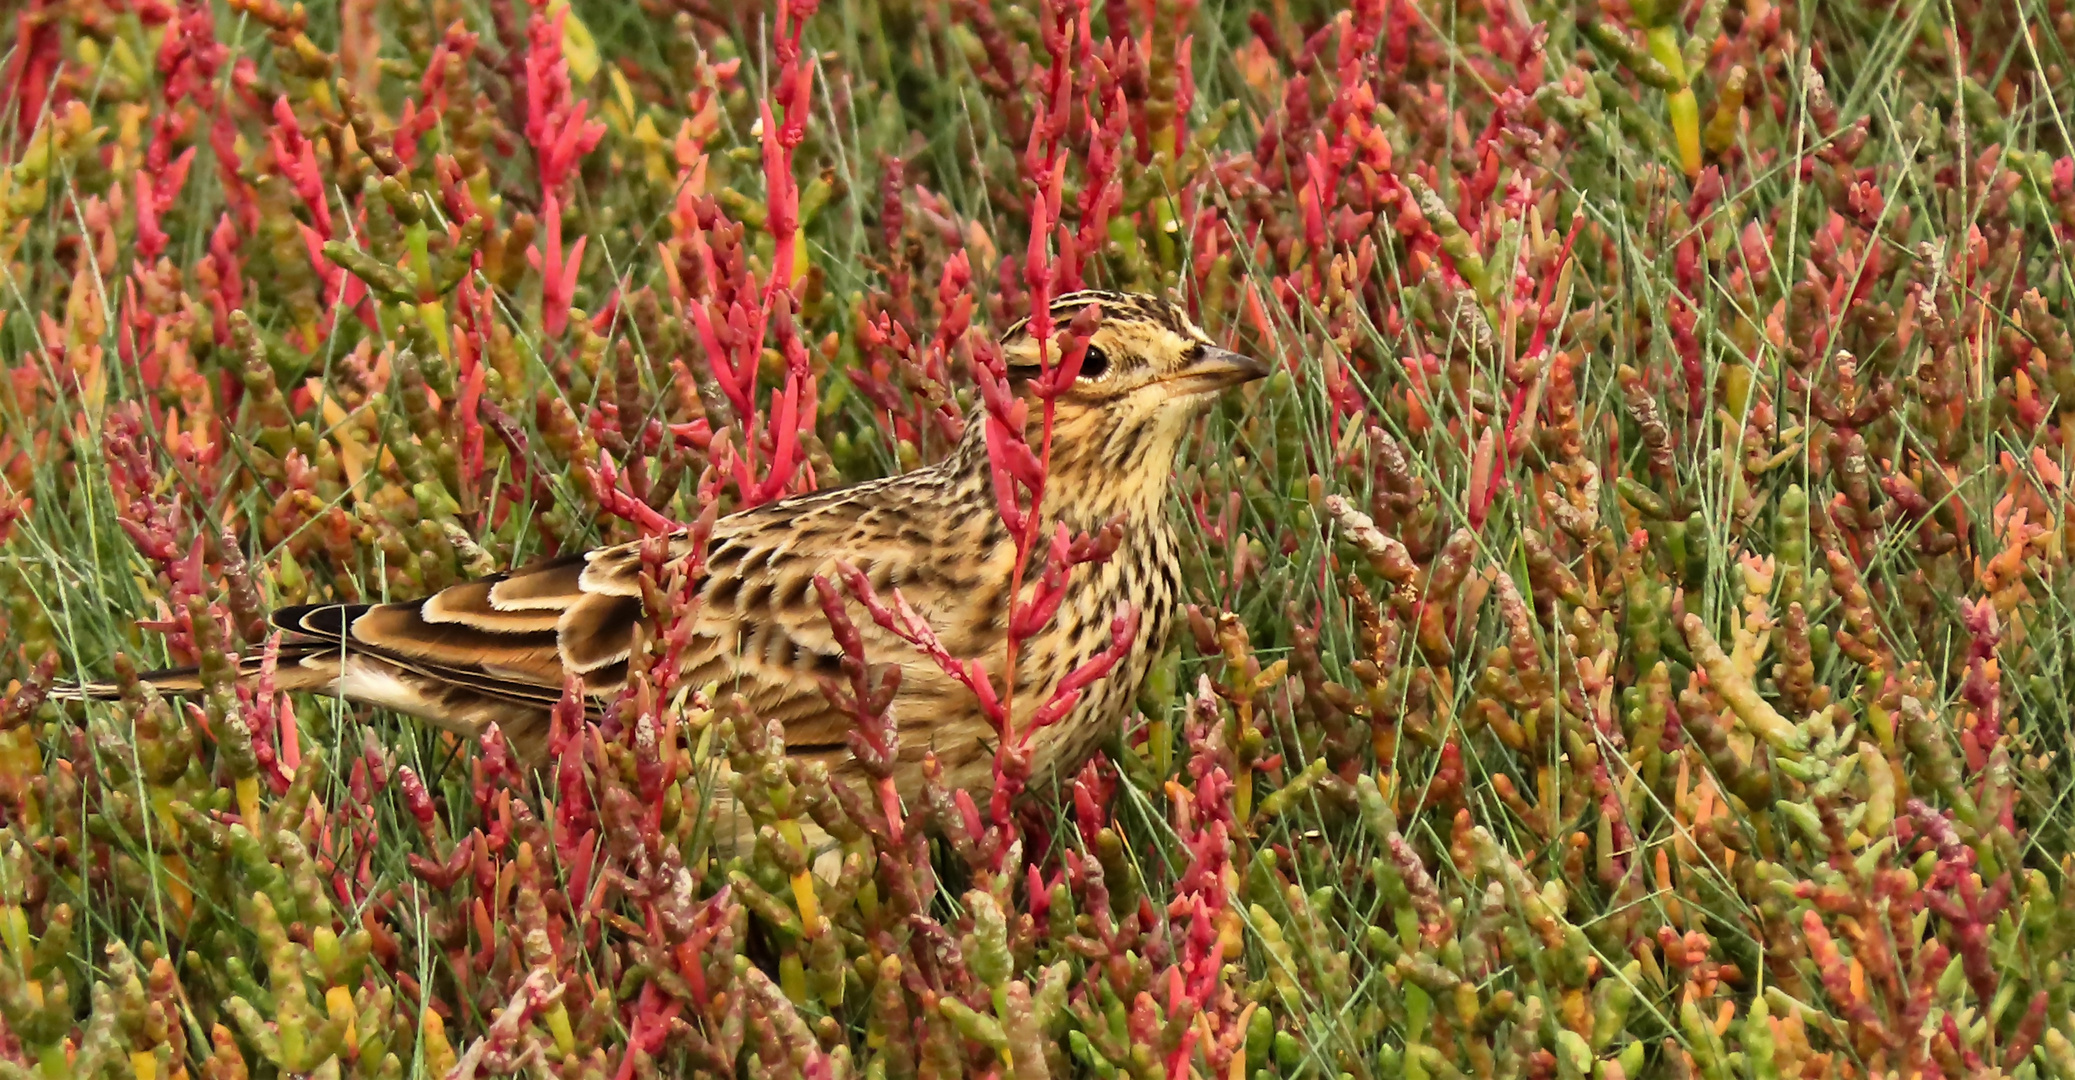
[1683,614,1807,756]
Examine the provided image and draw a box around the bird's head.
[997,289,1268,406]
[992,290,1269,518]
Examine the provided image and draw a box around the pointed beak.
[1167,346,1272,394]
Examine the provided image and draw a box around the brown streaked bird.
[68,290,1267,840]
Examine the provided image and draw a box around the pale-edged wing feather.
[259,478,998,765]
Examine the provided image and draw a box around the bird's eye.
[1078,346,1111,379]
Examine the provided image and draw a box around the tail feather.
[51,667,208,702]
[53,643,342,703]
[52,640,562,767]
[54,590,603,770]
[48,679,133,702]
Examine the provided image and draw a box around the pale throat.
[1040,400,1193,530]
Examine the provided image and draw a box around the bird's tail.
[48,671,192,703]
[50,646,337,704]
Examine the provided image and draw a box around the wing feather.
[485,554,587,609]
[559,593,642,673]
[422,580,563,633]
[577,546,644,596]
[257,473,1010,770]
[348,605,564,675]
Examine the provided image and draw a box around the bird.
[65,289,1267,843]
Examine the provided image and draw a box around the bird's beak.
[1166,346,1272,394]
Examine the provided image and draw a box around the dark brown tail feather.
[52,642,343,702]
[55,602,565,766]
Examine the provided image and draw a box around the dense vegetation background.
[1,0,2073,1075]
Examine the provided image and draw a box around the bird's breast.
[1007,514,1181,784]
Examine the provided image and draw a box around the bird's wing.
[273,479,1008,763]
[271,540,667,707]
[679,484,1012,756]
